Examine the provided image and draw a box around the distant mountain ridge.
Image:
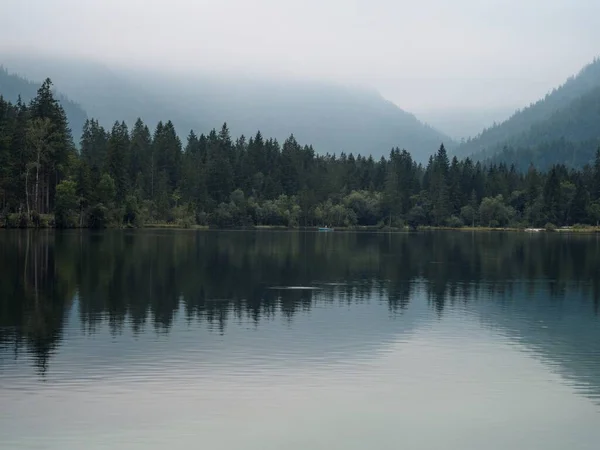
[488,87,600,171]
[0,66,88,142]
[0,54,453,162]
[454,58,600,167]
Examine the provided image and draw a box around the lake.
[1,230,600,449]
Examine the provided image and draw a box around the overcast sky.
[1,0,599,119]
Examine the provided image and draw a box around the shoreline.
[2,223,599,233]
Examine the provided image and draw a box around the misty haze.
[1,1,600,449]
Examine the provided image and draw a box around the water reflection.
[1,230,600,449]
[0,232,598,366]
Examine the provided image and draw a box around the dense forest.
[483,85,600,170]
[2,79,600,230]
[489,137,600,173]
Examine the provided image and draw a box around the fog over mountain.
[418,108,517,142]
[454,58,600,170]
[1,0,599,148]
[0,53,453,161]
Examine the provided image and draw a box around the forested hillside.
[489,138,600,172]
[0,67,87,142]
[0,54,452,162]
[2,80,600,230]
[454,58,600,164]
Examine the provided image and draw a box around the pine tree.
[80,118,108,170]
[206,128,234,205]
[448,156,462,215]
[526,164,541,207]
[543,167,562,224]
[182,130,207,210]
[29,78,74,213]
[0,97,12,209]
[262,138,283,199]
[427,144,451,225]
[106,121,130,201]
[396,150,418,215]
[383,154,400,226]
[593,147,600,200]
[281,135,300,196]
[5,99,28,210]
[129,118,152,193]
[436,144,450,177]
[571,177,589,224]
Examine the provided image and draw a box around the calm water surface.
[1,230,600,449]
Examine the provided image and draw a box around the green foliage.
[87,203,110,228]
[3,213,31,228]
[460,205,477,227]
[97,173,116,206]
[446,215,464,228]
[526,196,547,227]
[479,195,514,227]
[124,195,142,227]
[250,195,300,227]
[407,206,427,230]
[587,202,600,226]
[2,76,600,229]
[172,203,196,228]
[344,190,381,226]
[54,180,79,228]
[209,203,236,228]
[314,199,356,228]
[106,121,130,200]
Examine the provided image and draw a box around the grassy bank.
[2,214,599,233]
[421,225,600,233]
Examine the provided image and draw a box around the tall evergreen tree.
[129,118,152,194]
[106,121,130,201]
[28,79,74,213]
[182,130,207,210]
[570,176,589,224]
[281,135,301,196]
[593,147,600,200]
[543,167,562,224]
[206,127,234,205]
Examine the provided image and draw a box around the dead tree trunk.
[25,167,30,216]
[34,154,40,213]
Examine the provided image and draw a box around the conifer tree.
[106,121,130,201]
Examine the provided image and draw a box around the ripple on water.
[2,231,600,450]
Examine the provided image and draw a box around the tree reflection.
[1,230,599,372]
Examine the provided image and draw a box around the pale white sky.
[1,0,599,117]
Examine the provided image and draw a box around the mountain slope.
[489,138,600,172]
[0,66,88,142]
[0,54,452,162]
[486,85,600,170]
[454,58,600,161]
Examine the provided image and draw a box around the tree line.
[2,79,600,229]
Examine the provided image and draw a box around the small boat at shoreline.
[318,227,334,232]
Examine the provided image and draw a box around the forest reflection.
[1,230,599,372]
